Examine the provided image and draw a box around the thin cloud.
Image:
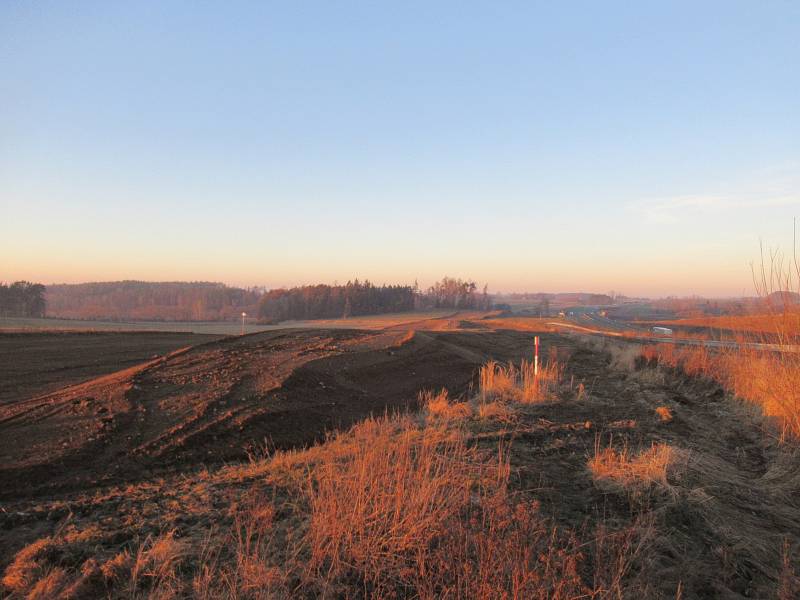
[631,193,800,225]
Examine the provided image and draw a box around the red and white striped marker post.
[534,335,539,377]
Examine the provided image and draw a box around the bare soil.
[0,331,222,406]
[0,320,540,500]
[1,316,799,597]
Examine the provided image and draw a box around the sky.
[1,1,799,297]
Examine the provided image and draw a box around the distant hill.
[46,281,262,321]
[495,292,614,307]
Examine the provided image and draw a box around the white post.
[534,335,539,377]
[241,312,247,336]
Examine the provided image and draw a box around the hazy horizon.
[33,277,760,302]
[2,2,798,297]
[0,272,778,300]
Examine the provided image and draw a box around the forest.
[258,277,491,322]
[257,280,415,322]
[423,277,492,311]
[4,277,492,323]
[0,281,46,317]
[45,281,262,321]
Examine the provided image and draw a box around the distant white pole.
[241,312,247,336]
[534,335,539,377]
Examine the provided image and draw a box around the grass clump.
[190,412,616,599]
[479,358,565,404]
[589,438,684,498]
[655,406,673,422]
[420,388,472,422]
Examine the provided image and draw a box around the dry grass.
[637,309,800,437]
[184,411,644,599]
[128,531,186,598]
[190,500,291,599]
[589,438,684,497]
[591,518,655,597]
[680,244,800,441]
[1,526,186,600]
[655,406,673,422]
[420,388,472,422]
[2,537,58,594]
[422,387,518,425]
[479,357,565,404]
[641,343,800,441]
[302,415,520,597]
[304,415,490,589]
[295,413,648,598]
[476,398,517,422]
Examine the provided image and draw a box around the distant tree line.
[32,277,493,323]
[258,277,492,322]
[0,281,46,317]
[421,277,492,310]
[258,280,415,322]
[46,281,262,321]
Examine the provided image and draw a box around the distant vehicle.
[651,326,673,336]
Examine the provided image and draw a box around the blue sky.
[1,1,798,296]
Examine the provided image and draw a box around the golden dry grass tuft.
[589,439,684,497]
[303,414,516,596]
[128,531,186,598]
[25,568,70,600]
[2,528,186,600]
[476,398,517,422]
[479,358,565,404]
[420,388,472,422]
[1,537,57,594]
[181,411,644,599]
[421,387,518,425]
[294,413,644,598]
